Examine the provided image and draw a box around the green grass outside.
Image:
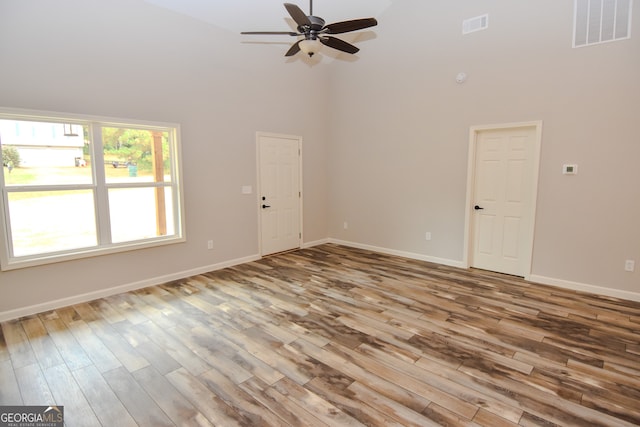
[2,164,157,200]
[4,164,153,183]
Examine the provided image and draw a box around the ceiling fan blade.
[284,3,311,27]
[285,40,302,56]
[241,31,299,36]
[319,36,359,54]
[324,18,378,34]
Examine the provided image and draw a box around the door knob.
[262,204,271,209]
[474,205,484,210]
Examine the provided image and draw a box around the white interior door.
[258,133,301,256]
[470,125,539,277]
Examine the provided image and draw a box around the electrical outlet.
[207,240,213,250]
[625,260,635,272]
[343,221,348,230]
[425,232,432,241]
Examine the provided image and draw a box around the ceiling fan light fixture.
[299,38,322,57]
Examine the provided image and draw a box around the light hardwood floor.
[1,244,639,426]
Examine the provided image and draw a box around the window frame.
[573,0,633,48]
[0,107,186,271]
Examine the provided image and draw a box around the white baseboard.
[3,242,638,322]
[327,238,640,303]
[302,238,330,249]
[0,253,261,322]
[328,238,466,269]
[528,274,640,303]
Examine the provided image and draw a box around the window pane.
[109,187,175,243]
[574,0,589,46]
[1,119,92,186]
[588,0,603,44]
[615,0,631,40]
[7,190,97,257]
[103,127,172,184]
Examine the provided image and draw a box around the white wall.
[327,0,640,298]
[0,0,329,317]
[1,0,638,318]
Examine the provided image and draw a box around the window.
[0,109,184,270]
[573,0,633,47]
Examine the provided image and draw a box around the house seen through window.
[0,111,184,270]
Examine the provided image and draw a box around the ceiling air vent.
[463,14,489,35]
[573,0,633,47]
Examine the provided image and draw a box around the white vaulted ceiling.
[142,0,393,34]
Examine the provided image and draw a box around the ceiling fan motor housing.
[299,15,326,37]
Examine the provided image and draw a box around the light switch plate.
[625,260,635,272]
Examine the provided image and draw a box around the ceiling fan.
[241,1,378,57]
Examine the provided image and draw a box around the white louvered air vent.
[462,14,489,35]
[573,0,633,47]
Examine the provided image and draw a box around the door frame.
[255,131,303,256]
[462,121,543,280]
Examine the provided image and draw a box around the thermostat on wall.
[563,164,578,175]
